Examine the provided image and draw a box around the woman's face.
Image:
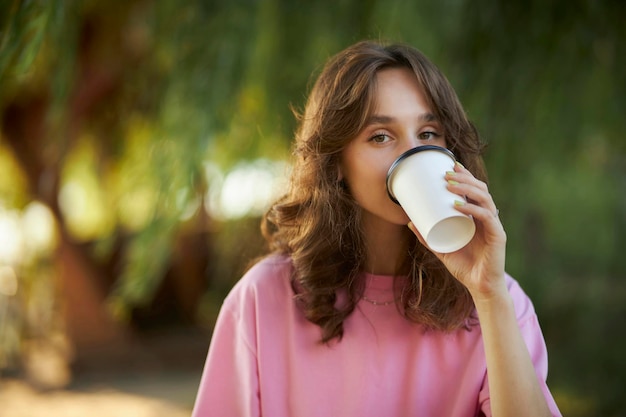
[340,67,447,230]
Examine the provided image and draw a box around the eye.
[369,133,392,144]
[418,131,441,141]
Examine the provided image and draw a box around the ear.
[337,164,343,182]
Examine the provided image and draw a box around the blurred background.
[0,0,624,416]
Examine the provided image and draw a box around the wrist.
[470,279,511,311]
[472,290,517,335]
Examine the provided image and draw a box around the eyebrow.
[365,113,438,126]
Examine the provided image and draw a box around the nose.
[400,135,425,154]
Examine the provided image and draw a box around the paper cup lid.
[386,145,457,204]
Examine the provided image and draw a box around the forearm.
[474,290,552,417]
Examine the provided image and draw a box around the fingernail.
[454,200,466,207]
[448,180,459,186]
[456,161,465,169]
[446,171,456,176]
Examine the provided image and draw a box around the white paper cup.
[386,146,475,253]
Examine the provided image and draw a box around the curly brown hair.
[261,40,487,343]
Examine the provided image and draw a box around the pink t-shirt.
[192,255,561,416]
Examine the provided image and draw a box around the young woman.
[192,40,562,417]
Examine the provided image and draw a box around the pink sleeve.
[191,294,260,417]
[478,276,562,417]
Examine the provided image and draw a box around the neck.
[361,214,409,275]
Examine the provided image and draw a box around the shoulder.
[222,254,294,310]
[238,254,293,291]
[504,272,538,325]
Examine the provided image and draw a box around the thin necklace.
[361,295,397,306]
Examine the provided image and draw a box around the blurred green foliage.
[1,0,625,414]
